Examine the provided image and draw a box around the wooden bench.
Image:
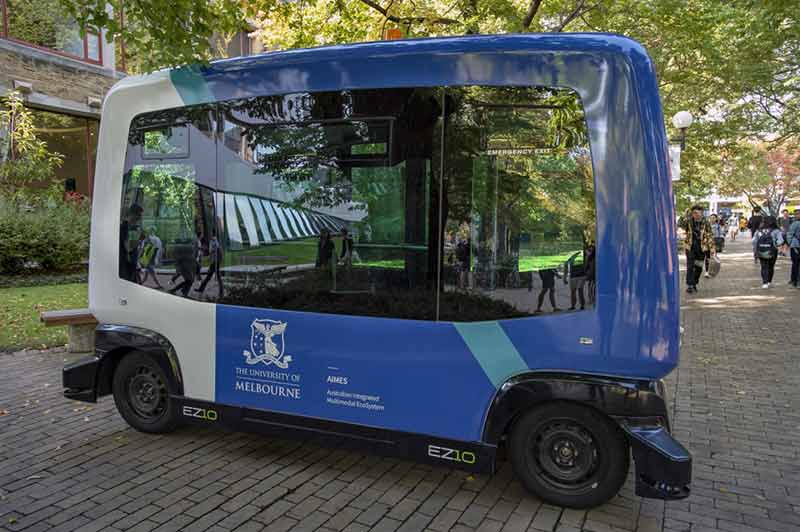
[40,309,98,353]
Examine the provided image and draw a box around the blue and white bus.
[63,34,690,508]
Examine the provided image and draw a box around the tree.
[0,90,64,206]
[59,0,800,204]
[717,143,800,215]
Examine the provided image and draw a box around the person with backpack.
[678,205,714,293]
[786,209,800,288]
[138,227,164,289]
[752,216,785,289]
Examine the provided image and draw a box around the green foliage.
[59,0,800,205]
[0,196,90,274]
[59,0,246,72]
[0,91,64,204]
[717,143,800,215]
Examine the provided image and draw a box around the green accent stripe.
[170,66,214,105]
[454,322,528,388]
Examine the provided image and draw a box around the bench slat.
[40,309,98,327]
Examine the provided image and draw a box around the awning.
[214,192,348,247]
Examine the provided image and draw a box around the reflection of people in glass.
[456,238,470,289]
[316,228,335,268]
[534,268,561,313]
[564,251,586,311]
[197,229,223,298]
[138,227,164,289]
[585,243,596,306]
[119,204,143,283]
[168,240,197,297]
[194,230,204,279]
[339,228,354,267]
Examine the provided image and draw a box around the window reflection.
[119,87,596,321]
[120,107,217,297]
[4,0,101,62]
[439,87,596,318]
[216,90,441,319]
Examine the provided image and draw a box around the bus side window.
[120,106,218,299]
[215,90,442,320]
[439,87,596,319]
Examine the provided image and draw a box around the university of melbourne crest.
[243,319,292,369]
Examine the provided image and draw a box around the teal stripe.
[454,322,528,388]
[170,66,214,105]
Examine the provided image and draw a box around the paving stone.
[0,239,798,532]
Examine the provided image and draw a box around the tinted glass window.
[216,89,442,320]
[119,107,217,296]
[119,86,595,321]
[439,87,595,319]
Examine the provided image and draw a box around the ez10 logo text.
[182,406,218,421]
[427,444,476,464]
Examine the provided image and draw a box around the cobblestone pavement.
[1,237,798,532]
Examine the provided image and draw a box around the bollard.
[68,324,95,353]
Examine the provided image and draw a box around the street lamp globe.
[672,110,694,130]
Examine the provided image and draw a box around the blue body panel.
[197,34,680,443]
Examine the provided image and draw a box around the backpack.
[139,241,157,267]
[756,231,776,259]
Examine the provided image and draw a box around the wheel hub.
[533,421,599,489]
[127,367,166,419]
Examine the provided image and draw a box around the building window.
[31,108,99,198]
[1,0,103,65]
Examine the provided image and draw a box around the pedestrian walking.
[678,205,715,293]
[710,213,725,256]
[197,230,223,298]
[747,207,764,264]
[729,216,739,240]
[534,268,561,313]
[138,227,164,289]
[787,209,800,288]
[779,209,792,246]
[753,216,785,289]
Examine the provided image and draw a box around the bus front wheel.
[112,351,179,433]
[509,402,629,508]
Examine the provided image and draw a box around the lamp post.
[669,110,693,187]
[671,111,694,151]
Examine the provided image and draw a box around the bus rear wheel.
[509,402,629,508]
[112,352,179,433]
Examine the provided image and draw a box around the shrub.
[0,196,90,274]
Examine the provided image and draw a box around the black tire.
[112,351,179,433]
[509,402,629,508]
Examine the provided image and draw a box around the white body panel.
[89,71,216,401]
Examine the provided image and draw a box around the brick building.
[1,1,266,201]
[1,0,123,199]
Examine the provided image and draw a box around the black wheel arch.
[95,324,184,397]
[482,372,670,444]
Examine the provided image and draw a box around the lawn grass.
[0,283,88,351]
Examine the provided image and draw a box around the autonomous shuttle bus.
[63,34,691,508]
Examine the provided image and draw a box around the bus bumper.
[63,355,100,403]
[621,422,691,500]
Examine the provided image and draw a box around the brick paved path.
[1,237,798,532]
